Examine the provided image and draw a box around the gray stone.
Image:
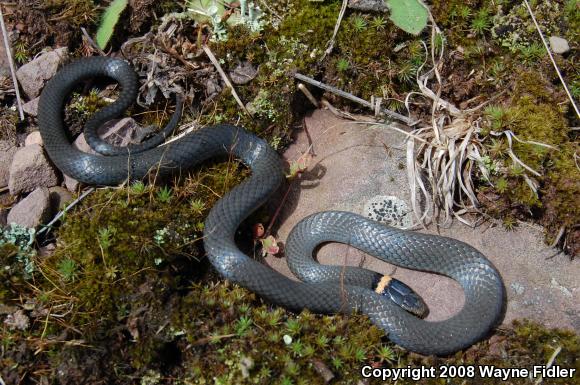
[48,186,73,214]
[348,0,389,12]
[22,97,39,117]
[24,131,43,147]
[64,174,81,193]
[549,36,570,54]
[16,47,68,99]
[7,187,51,228]
[229,61,259,85]
[0,140,18,188]
[8,144,60,195]
[266,109,580,332]
[73,132,96,154]
[97,117,153,147]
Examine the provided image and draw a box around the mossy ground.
[1,0,579,383]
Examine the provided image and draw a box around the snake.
[38,56,505,356]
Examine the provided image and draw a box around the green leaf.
[95,0,129,50]
[386,0,429,35]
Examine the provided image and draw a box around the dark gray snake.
[38,57,504,356]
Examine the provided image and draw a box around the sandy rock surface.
[266,109,579,332]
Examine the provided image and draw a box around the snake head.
[374,276,429,318]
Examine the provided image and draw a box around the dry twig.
[0,5,24,120]
[202,44,250,116]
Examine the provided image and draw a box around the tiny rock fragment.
[229,61,258,85]
[311,358,335,383]
[549,36,570,54]
[4,309,30,331]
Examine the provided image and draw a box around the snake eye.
[373,276,429,318]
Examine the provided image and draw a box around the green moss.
[480,71,578,253]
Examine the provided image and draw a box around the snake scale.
[38,57,505,356]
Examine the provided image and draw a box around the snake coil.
[38,57,505,356]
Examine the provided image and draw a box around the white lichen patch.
[364,195,412,229]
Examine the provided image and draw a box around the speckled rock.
[8,144,60,195]
[16,47,68,99]
[549,36,570,54]
[348,0,389,12]
[0,140,18,188]
[267,109,580,332]
[7,187,51,228]
[22,97,40,117]
[24,131,43,147]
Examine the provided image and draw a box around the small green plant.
[371,15,388,30]
[354,347,367,362]
[190,198,206,214]
[13,40,29,64]
[519,43,546,63]
[315,334,329,348]
[98,227,115,250]
[352,15,368,32]
[57,258,77,282]
[496,177,509,193]
[130,181,146,194]
[484,105,506,130]
[331,357,343,370]
[289,340,303,357]
[336,58,350,72]
[95,0,128,49]
[156,186,173,203]
[376,345,396,362]
[471,9,491,35]
[285,319,302,335]
[503,216,517,231]
[235,316,253,336]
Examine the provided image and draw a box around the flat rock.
[549,36,570,54]
[229,61,259,85]
[97,117,154,147]
[7,187,51,228]
[24,131,43,147]
[8,144,60,195]
[348,0,389,12]
[16,47,68,99]
[0,140,18,188]
[267,109,580,332]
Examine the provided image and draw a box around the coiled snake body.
[38,57,504,356]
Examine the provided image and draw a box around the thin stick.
[297,83,319,107]
[522,0,579,119]
[294,73,417,126]
[320,0,348,62]
[0,5,24,120]
[36,187,95,236]
[80,27,106,56]
[202,44,250,116]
